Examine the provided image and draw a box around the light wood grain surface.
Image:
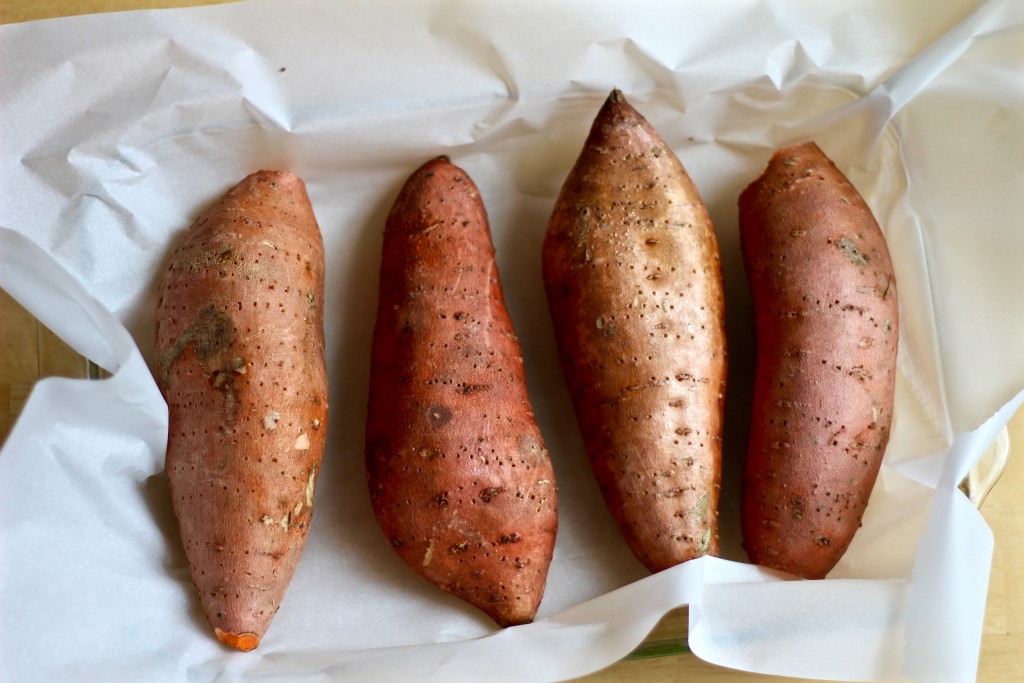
[2,3,1021,681]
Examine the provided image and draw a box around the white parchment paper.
[2,1,1023,681]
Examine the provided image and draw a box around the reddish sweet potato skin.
[155,171,328,650]
[542,90,726,573]
[365,157,557,627]
[739,142,898,579]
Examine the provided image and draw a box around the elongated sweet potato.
[542,90,726,573]
[365,157,557,627]
[155,171,328,650]
[739,142,898,579]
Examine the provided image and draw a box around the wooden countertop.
[2,3,1021,681]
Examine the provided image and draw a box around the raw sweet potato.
[739,141,898,579]
[365,157,557,627]
[542,90,726,573]
[155,171,328,650]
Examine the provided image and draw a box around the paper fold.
[900,390,1024,683]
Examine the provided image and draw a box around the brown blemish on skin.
[837,237,868,266]
[457,383,492,395]
[426,404,452,428]
[692,493,710,521]
[158,305,235,380]
[696,528,712,556]
[480,486,506,502]
[182,245,237,274]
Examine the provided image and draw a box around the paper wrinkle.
[0,228,137,372]
[875,0,1017,120]
[693,580,909,681]
[888,228,953,450]
[212,557,708,683]
[763,40,825,91]
[2,1,1023,681]
[902,389,1024,683]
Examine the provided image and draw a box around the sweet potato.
[154,171,328,650]
[738,141,898,579]
[542,90,726,573]
[365,157,557,627]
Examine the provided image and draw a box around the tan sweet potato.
[155,171,328,650]
[542,89,726,573]
[739,141,898,579]
[365,156,557,627]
